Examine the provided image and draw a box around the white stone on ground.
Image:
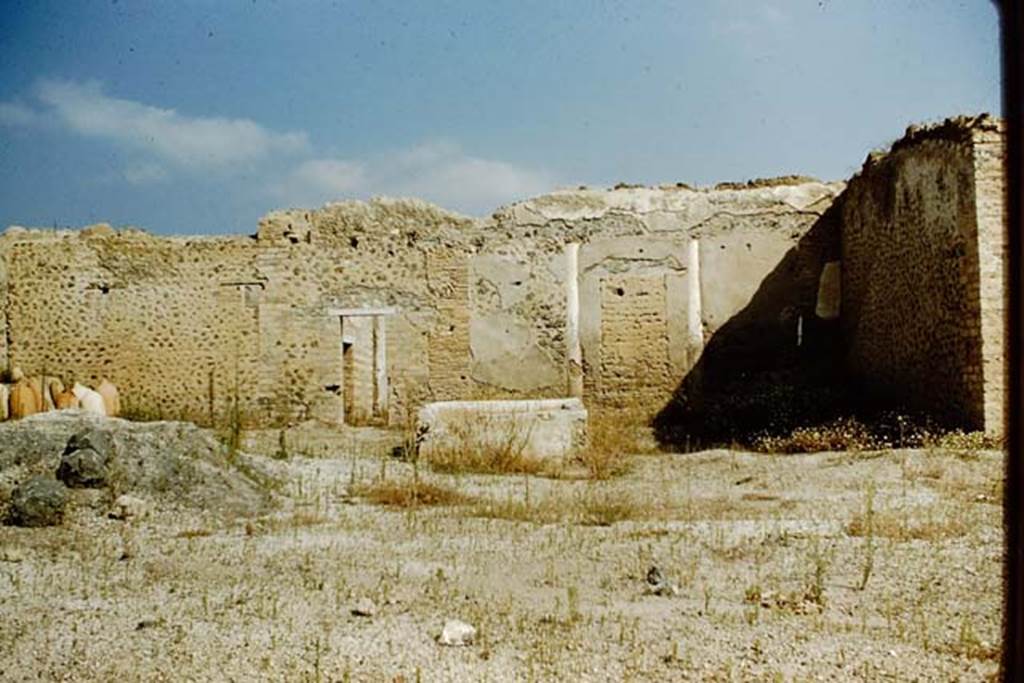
[112,494,149,521]
[438,619,476,646]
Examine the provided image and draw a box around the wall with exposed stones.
[1,201,480,428]
[0,180,842,429]
[0,114,1004,437]
[1,227,262,425]
[972,123,1008,437]
[840,115,1006,435]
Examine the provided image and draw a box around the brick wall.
[972,125,1008,437]
[598,273,673,412]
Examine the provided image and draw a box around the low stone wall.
[416,398,588,461]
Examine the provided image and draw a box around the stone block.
[416,398,588,462]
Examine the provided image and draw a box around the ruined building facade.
[0,115,1007,438]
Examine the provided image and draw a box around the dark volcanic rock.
[56,428,115,488]
[64,429,115,461]
[56,447,108,488]
[8,476,69,527]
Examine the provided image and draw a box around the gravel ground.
[0,432,1004,682]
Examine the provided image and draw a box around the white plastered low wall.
[416,398,588,461]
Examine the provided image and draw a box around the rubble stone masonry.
[840,115,1006,436]
[0,115,1005,436]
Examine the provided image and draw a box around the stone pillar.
[686,237,705,412]
[373,315,388,419]
[686,238,703,355]
[565,242,584,399]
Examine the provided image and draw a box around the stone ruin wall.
[0,181,843,429]
[252,201,478,428]
[478,182,843,417]
[840,116,1006,435]
[0,202,483,429]
[1,229,264,425]
[0,115,1004,436]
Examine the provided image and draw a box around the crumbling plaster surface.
[0,180,845,428]
[479,181,844,412]
[496,182,839,229]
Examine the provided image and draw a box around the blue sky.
[0,0,1002,234]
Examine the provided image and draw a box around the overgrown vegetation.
[752,417,884,453]
[651,349,1006,456]
[415,406,648,481]
[419,412,549,476]
[752,414,1003,455]
[576,407,652,480]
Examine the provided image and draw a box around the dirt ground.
[0,431,1004,682]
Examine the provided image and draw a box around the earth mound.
[0,411,276,521]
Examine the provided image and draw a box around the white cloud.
[286,158,366,196]
[0,101,37,126]
[272,140,554,215]
[711,2,790,39]
[6,78,553,213]
[34,79,308,168]
[386,142,554,212]
[122,162,169,185]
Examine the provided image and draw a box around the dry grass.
[575,446,631,481]
[577,488,648,526]
[846,504,969,542]
[426,446,549,476]
[942,618,1002,662]
[467,484,788,528]
[901,450,1005,505]
[904,456,947,481]
[353,478,476,508]
[922,429,1003,452]
[0,439,1003,681]
[575,408,650,480]
[471,487,652,526]
[175,528,213,539]
[257,510,330,533]
[739,491,780,502]
[420,413,550,476]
